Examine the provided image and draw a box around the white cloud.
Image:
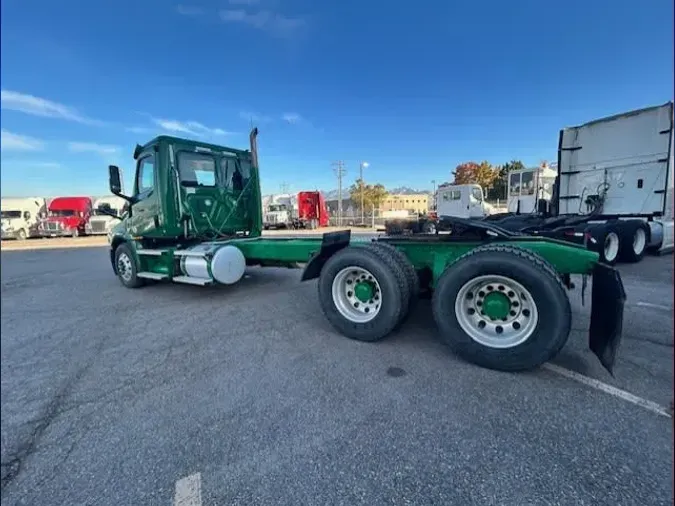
[68,142,119,155]
[219,9,306,37]
[239,111,272,124]
[152,118,234,137]
[175,4,204,16]
[0,90,104,126]
[126,126,155,135]
[0,130,45,151]
[282,112,302,124]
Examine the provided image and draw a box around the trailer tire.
[114,243,145,289]
[368,242,420,315]
[431,244,571,372]
[618,221,649,263]
[318,247,405,342]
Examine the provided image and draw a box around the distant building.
[380,194,430,214]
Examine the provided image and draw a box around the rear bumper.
[589,263,626,375]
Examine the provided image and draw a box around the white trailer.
[0,197,46,240]
[86,196,127,235]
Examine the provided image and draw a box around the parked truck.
[37,196,93,237]
[384,185,494,235]
[104,129,626,375]
[387,102,675,265]
[0,197,46,240]
[488,102,675,264]
[264,191,329,229]
[86,196,127,235]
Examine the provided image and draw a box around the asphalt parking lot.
[1,244,673,505]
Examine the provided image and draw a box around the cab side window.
[136,155,156,196]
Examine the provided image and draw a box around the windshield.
[1,210,21,219]
[509,173,521,197]
[92,208,119,217]
[178,152,217,187]
[471,187,483,202]
[49,210,76,217]
[220,156,252,192]
[521,171,535,195]
[268,204,287,212]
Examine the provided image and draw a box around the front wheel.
[114,243,145,288]
[422,221,437,234]
[72,228,79,238]
[431,244,571,372]
[16,229,27,241]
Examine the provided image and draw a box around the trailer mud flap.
[589,263,626,375]
[301,230,351,281]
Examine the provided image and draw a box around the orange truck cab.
[38,196,93,237]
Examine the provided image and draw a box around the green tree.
[349,179,389,210]
[452,161,498,189]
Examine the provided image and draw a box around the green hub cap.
[354,281,375,303]
[482,292,511,320]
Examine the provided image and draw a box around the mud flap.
[300,230,351,281]
[589,263,626,375]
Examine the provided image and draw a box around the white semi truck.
[86,196,127,235]
[479,101,674,264]
[0,197,46,240]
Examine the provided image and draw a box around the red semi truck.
[37,196,93,237]
[296,191,329,229]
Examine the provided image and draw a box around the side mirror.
[97,205,122,220]
[109,165,124,196]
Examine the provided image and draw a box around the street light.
[360,162,369,224]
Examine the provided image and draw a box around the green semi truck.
[104,128,625,374]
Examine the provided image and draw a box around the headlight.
[107,230,114,244]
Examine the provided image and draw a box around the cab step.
[172,275,213,286]
[137,271,169,280]
[136,249,166,256]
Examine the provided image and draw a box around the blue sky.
[1,0,673,197]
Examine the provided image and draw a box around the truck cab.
[107,129,262,244]
[436,184,493,218]
[0,197,46,240]
[87,196,127,235]
[38,196,92,237]
[297,191,329,229]
[507,166,557,214]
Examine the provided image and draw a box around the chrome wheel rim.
[633,228,646,255]
[331,266,382,323]
[117,252,133,282]
[604,232,619,261]
[455,274,539,348]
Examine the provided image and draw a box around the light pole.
[360,162,369,224]
[431,179,437,210]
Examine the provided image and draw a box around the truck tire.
[423,221,437,234]
[368,242,419,315]
[318,246,405,342]
[431,244,571,372]
[588,223,620,265]
[618,221,649,263]
[114,243,145,289]
[72,228,79,238]
[17,229,27,241]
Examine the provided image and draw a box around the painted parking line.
[634,301,673,311]
[174,472,202,506]
[543,363,672,418]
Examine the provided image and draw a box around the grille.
[47,222,59,231]
[90,221,106,233]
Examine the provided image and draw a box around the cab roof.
[134,135,250,159]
